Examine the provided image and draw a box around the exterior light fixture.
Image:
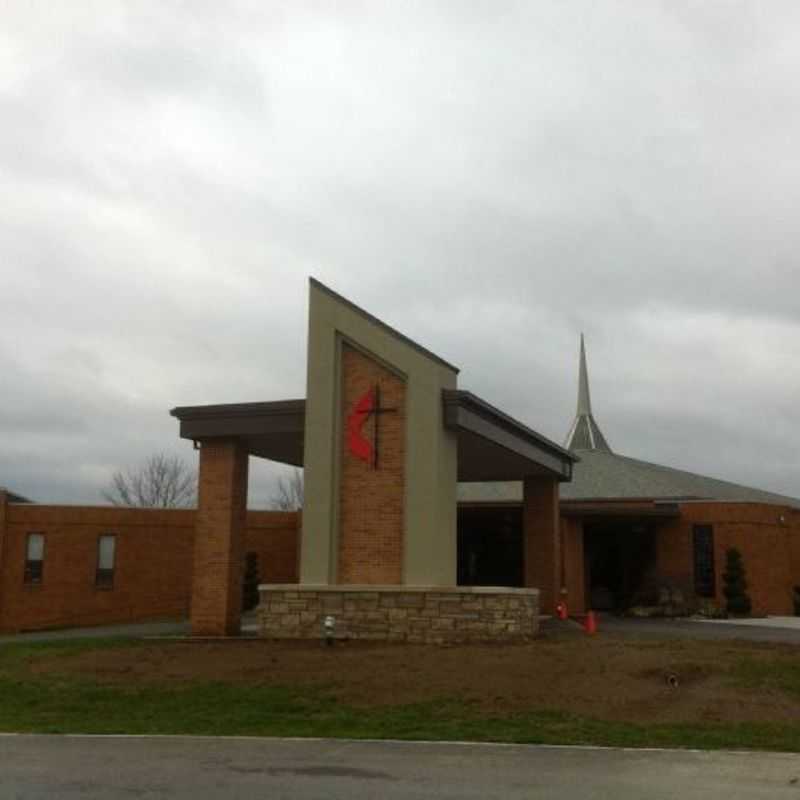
[323,615,336,646]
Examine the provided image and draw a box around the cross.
[367,383,397,469]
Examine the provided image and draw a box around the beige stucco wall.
[300,279,458,586]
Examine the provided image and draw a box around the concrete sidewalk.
[1,735,798,799]
[695,616,800,631]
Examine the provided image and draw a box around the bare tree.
[102,452,197,508]
[269,468,303,511]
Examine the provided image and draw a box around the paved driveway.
[1,735,798,799]
[0,619,190,644]
[0,614,261,644]
[593,615,800,644]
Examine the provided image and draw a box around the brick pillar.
[191,441,249,636]
[561,516,586,614]
[523,476,561,615]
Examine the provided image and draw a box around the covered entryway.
[562,503,680,613]
[583,521,657,611]
[457,506,523,587]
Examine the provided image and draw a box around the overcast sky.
[3,2,800,507]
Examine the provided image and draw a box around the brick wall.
[560,499,800,617]
[258,585,539,643]
[560,516,585,614]
[338,343,406,584]
[523,477,561,614]
[0,497,300,634]
[669,503,800,614]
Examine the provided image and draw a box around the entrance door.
[583,521,656,611]
[457,506,523,587]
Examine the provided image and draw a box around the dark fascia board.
[561,501,680,518]
[443,390,578,480]
[170,400,306,441]
[443,391,578,462]
[171,399,306,421]
[310,277,460,374]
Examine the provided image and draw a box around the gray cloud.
[2,1,799,505]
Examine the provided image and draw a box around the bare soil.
[29,630,800,725]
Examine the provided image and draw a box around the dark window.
[24,533,45,585]
[693,525,715,598]
[96,534,116,589]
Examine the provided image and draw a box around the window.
[24,533,45,585]
[96,534,116,589]
[693,524,715,598]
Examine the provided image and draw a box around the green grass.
[730,654,800,699]
[1,638,799,752]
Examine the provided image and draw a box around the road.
[1,735,799,799]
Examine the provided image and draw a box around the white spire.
[564,334,611,453]
[577,333,591,416]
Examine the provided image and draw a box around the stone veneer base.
[256,584,540,644]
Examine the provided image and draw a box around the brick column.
[191,441,249,636]
[523,476,561,615]
[561,516,585,614]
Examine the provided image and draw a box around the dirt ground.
[29,629,800,725]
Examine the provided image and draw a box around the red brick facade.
[562,499,800,616]
[560,516,585,615]
[523,477,561,613]
[191,440,250,636]
[657,501,800,616]
[3,486,798,634]
[337,343,406,584]
[0,491,299,634]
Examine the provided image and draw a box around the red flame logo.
[347,387,375,464]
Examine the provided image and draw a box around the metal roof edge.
[170,399,306,420]
[310,277,460,374]
[444,389,579,464]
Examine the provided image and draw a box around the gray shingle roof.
[564,414,611,452]
[458,449,800,509]
[459,334,800,510]
[1,487,32,503]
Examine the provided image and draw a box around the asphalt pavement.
[593,615,800,644]
[1,735,799,799]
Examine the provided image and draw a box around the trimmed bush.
[722,548,751,616]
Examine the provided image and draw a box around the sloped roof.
[460,333,800,509]
[1,487,32,503]
[458,449,800,509]
[564,414,611,452]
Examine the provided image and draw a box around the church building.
[2,279,798,637]
[460,336,800,617]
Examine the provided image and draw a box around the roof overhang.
[172,390,577,484]
[561,501,681,519]
[171,400,305,466]
[442,390,577,482]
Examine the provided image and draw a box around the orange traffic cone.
[583,610,597,635]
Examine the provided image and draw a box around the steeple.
[564,334,612,452]
[577,334,591,416]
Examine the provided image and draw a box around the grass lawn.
[2,632,800,752]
